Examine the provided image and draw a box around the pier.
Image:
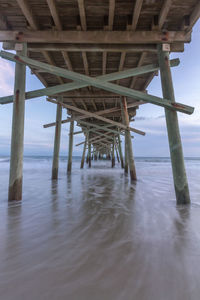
[0,0,199,204]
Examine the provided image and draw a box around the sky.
[0,21,199,157]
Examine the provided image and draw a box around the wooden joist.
[131,0,144,30]
[158,0,172,29]
[108,0,115,30]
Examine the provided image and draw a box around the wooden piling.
[112,135,115,168]
[121,97,137,181]
[157,44,190,204]
[80,134,87,169]
[52,97,62,179]
[118,134,124,168]
[8,43,27,201]
[124,137,128,174]
[88,134,92,168]
[115,144,120,163]
[67,121,74,173]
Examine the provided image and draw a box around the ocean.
[0,156,200,300]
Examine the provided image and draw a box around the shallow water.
[0,157,200,300]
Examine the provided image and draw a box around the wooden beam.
[82,51,89,75]
[46,0,62,30]
[102,51,107,75]
[47,99,146,135]
[117,52,126,84]
[41,50,64,84]
[0,14,10,30]
[16,0,64,84]
[0,53,180,103]
[131,0,143,30]
[43,101,142,128]
[78,123,125,138]
[78,0,87,31]
[61,51,73,71]
[23,43,184,53]
[76,133,113,147]
[16,0,38,30]
[80,99,88,111]
[186,1,200,32]
[91,99,97,111]
[108,0,115,30]
[130,52,146,88]
[0,30,190,44]
[158,0,172,29]
[1,51,191,114]
[46,0,73,72]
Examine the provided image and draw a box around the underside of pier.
[0,0,199,204]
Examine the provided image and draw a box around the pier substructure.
[67,121,74,173]
[8,43,27,201]
[158,45,190,204]
[121,97,137,181]
[115,143,120,163]
[52,98,62,179]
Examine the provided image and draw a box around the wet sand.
[0,157,200,299]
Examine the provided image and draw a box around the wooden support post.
[8,43,27,201]
[67,121,74,173]
[112,136,115,168]
[124,137,128,174]
[118,134,124,168]
[157,44,190,204]
[121,97,137,181]
[115,144,120,163]
[80,134,87,169]
[52,97,62,179]
[88,134,91,168]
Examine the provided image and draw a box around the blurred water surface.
[0,157,200,300]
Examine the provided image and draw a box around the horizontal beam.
[3,42,185,53]
[47,98,145,136]
[0,30,191,44]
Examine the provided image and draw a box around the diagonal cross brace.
[43,101,144,128]
[79,122,128,138]
[47,98,145,136]
[0,50,179,104]
[0,51,191,114]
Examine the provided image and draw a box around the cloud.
[0,59,14,96]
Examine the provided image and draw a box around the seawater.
[0,156,200,300]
